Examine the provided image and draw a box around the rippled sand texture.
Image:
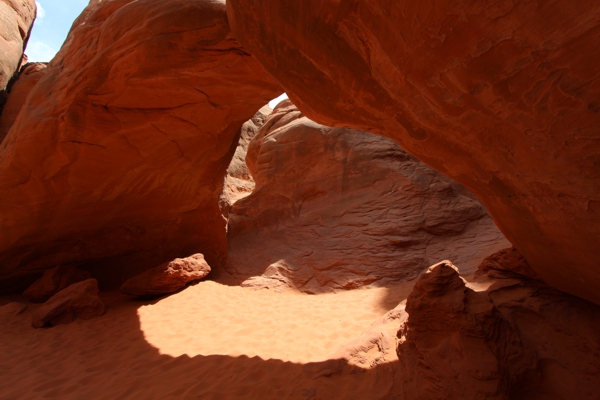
[0,280,410,399]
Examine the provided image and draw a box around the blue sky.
[27,0,89,62]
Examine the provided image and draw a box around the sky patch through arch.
[27,0,89,62]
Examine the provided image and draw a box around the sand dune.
[0,280,411,399]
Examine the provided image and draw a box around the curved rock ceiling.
[227,0,600,305]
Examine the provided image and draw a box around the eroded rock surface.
[31,279,105,328]
[398,261,600,399]
[475,246,540,281]
[219,105,271,219]
[0,0,36,92]
[227,0,600,305]
[0,0,282,292]
[121,253,211,298]
[23,265,91,303]
[226,102,508,293]
[0,62,47,142]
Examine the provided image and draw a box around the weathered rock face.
[398,262,532,399]
[227,1,600,304]
[31,279,105,328]
[475,246,540,281]
[398,260,600,399]
[219,105,271,219]
[226,101,509,293]
[0,0,282,292]
[23,265,91,303]
[120,253,211,298]
[0,0,36,91]
[0,62,47,142]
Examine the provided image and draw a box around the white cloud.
[268,93,289,109]
[26,41,56,62]
[35,2,45,19]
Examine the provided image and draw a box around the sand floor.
[0,280,412,399]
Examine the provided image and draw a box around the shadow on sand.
[0,283,405,400]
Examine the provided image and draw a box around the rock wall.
[0,0,37,113]
[0,62,47,142]
[0,0,36,89]
[0,0,282,292]
[227,0,600,305]
[219,105,271,219]
[226,101,509,293]
[397,259,600,399]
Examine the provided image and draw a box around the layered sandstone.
[398,260,600,399]
[475,246,540,280]
[227,0,600,304]
[0,0,282,292]
[226,102,509,293]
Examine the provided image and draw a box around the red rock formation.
[226,102,509,293]
[31,279,105,328]
[398,261,600,399]
[227,1,600,305]
[0,62,47,142]
[120,253,211,298]
[31,279,104,328]
[23,265,91,303]
[219,106,271,219]
[0,0,282,292]
[475,246,540,281]
[398,262,532,399]
[0,0,36,90]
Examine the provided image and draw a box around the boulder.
[227,0,600,305]
[397,261,600,399]
[0,0,282,292]
[226,102,509,293]
[0,62,47,142]
[23,265,91,303]
[31,279,105,328]
[120,253,211,298]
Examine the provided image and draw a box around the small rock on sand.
[31,279,105,328]
[120,254,211,298]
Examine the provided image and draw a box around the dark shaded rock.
[398,261,600,399]
[23,265,91,303]
[0,301,27,315]
[32,279,105,328]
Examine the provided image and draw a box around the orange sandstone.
[0,0,282,291]
[226,102,509,292]
[227,0,600,305]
